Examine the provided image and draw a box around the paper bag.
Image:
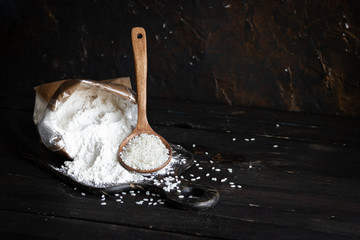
[33,78,137,155]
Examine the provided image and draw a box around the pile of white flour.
[39,88,146,187]
[120,133,170,171]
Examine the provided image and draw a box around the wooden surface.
[131,26,149,130]
[1,0,360,117]
[1,94,360,239]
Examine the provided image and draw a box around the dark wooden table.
[1,94,359,239]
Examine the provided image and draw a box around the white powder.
[120,133,170,171]
[39,87,147,187]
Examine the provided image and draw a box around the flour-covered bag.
[33,78,138,157]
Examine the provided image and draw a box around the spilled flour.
[39,88,145,187]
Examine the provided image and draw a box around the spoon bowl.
[118,27,172,173]
[118,128,172,173]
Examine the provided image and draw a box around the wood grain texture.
[0,0,359,116]
[0,210,215,240]
[1,93,360,239]
[131,27,149,130]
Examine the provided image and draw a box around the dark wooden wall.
[1,0,359,117]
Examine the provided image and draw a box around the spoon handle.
[160,183,220,211]
[131,27,149,130]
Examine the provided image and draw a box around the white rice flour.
[40,88,146,187]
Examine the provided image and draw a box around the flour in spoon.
[39,88,145,187]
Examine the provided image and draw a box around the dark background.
[1,0,359,117]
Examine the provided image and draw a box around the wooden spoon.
[118,27,172,173]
